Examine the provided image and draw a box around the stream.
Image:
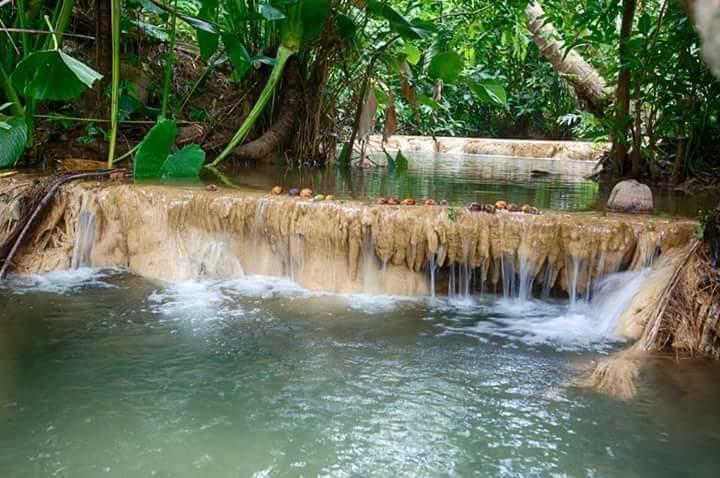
[1,269,719,477]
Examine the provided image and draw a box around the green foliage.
[428,51,464,83]
[134,119,206,179]
[11,50,102,101]
[0,115,27,169]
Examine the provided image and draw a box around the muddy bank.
[0,178,694,297]
[368,135,607,162]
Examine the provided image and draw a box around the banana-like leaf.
[383,93,397,141]
[0,116,27,169]
[427,51,464,83]
[358,88,378,140]
[11,50,102,101]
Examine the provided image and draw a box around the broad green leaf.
[427,51,464,83]
[259,4,285,21]
[0,116,27,169]
[222,35,252,80]
[134,119,177,179]
[467,79,507,106]
[161,144,205,177]
[401,44,421,65]
[302,0,330,41]
[12,50,102,101]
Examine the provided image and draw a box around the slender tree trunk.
[525,1,611,116]
[611,0,637,176]
[670,138,687,185]
[95,0,113,106]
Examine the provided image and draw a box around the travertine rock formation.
[0,180,695,298]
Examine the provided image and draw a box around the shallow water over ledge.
[216,152,716,217]
[2,270,720,477]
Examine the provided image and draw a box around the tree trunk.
[95,0,113,95]
[232,59,302,162]
[525,1,612,116]
[611,0,637,176]
[670,138,687,185]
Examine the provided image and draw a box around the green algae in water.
[1,270,720,477]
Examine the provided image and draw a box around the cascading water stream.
[70,193,96,269]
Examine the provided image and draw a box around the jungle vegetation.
[0,0,718,186]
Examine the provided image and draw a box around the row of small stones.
[270,186,541,215]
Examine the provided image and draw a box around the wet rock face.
[607,180,654,214]
[0,180,696,297]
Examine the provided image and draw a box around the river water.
[1,269,719,477]
[218,152,715,217]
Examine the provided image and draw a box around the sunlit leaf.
[427,51,464,83]
[401,44,421,65]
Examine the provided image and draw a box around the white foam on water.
[439,269,650,352]
[5,267,123,295]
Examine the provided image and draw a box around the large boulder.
[607,180,654,213]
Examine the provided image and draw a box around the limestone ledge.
[2,181,696,296]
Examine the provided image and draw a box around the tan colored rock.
[607,180,654,213]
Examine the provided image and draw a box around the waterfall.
[517,257,536,301]
[501,254,516,298]
[541,262,554,299]
[427,254,437,297]
[587,268,652,335]
[362,227,380,294]
[252,199,269,250]
[565,256,582,306]
[70,193,95,269]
